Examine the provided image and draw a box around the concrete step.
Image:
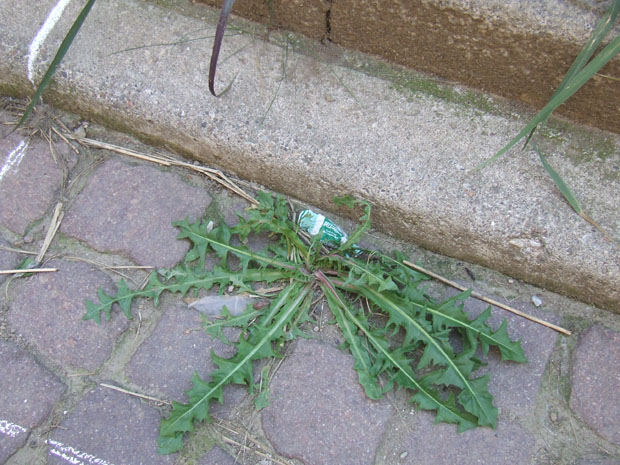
[0,0,618,311]
[196,0,620,135]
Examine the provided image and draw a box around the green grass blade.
[476,14,620,170]
[523,0,620,146]
[552,0,620,100]
[10,0,96,134]
[533,143,582,214]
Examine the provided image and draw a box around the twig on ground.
[402,260,572,336]
[99,383,171,405]
[36,202,64,264]
[65,255,144,286]
[0,268,58,275]
[64,134,258,205]
[213,419,294,465]
[0,246,38,255]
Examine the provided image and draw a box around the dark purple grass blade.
[209,0,236,96]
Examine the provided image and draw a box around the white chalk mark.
[46,439,116,465]
[0,419,28,438]
[28,0,73,84]
[0,139,29,184]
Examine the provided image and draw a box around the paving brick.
[47,385,175,465]
[0,237,17,284]
[381,412,535,465]
[570,325,620,446]
[61,158,212,268]
[261,338,392,465]
[197,445,237,465]
[576,457,620,465]
[127,303,246,418]
[0,339,66,463]
[0,132,67,235]
[7,259,129,371]
[464,296,560,419]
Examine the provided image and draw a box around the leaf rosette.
[84,192,527,454]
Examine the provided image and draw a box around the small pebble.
[400,451,408,459]
[532,295,543,307]
[549,410,558,422]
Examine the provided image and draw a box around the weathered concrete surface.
[196,0,620,134]
[0,0,618,316]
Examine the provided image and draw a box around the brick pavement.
[1,102,620,464]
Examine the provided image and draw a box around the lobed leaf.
[158,282,313,453]
[353,284,499,428]
[323,283,384,399]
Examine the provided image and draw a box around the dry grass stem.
[0,268,58,275]
[51,125,80,154]
[65,256,141,285]
[99,383,171,405]
[100,265,154,270]
[402,260,572,336]
[0,246,38,255]
[36,202,64,264]
[70,136,171,166]
[214,420,294,465]
[65,134,258,205]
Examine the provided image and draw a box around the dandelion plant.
[84,192,527,455]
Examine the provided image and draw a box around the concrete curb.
[195,0,620,135]
[1,0,619,311]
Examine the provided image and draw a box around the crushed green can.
[298,210,348,247]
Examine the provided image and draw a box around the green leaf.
[254,387,270,410]
[324,278,479,431]
[355,285,499,428]
[84,265,292,323]
[174,217,298,272]
[333,196,371,252]
[158,282,312,454]
[202,305,261,344]
[534,143,582,214]
[476,1,620,170]
[323,283,384,399]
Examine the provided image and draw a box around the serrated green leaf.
[353,284,498,428]
[158,282,312,453]
[254,387,270,410]
[203,305,261,344]
[323,283,384,399]
[327,282,479,431]
[84,265,293,323]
